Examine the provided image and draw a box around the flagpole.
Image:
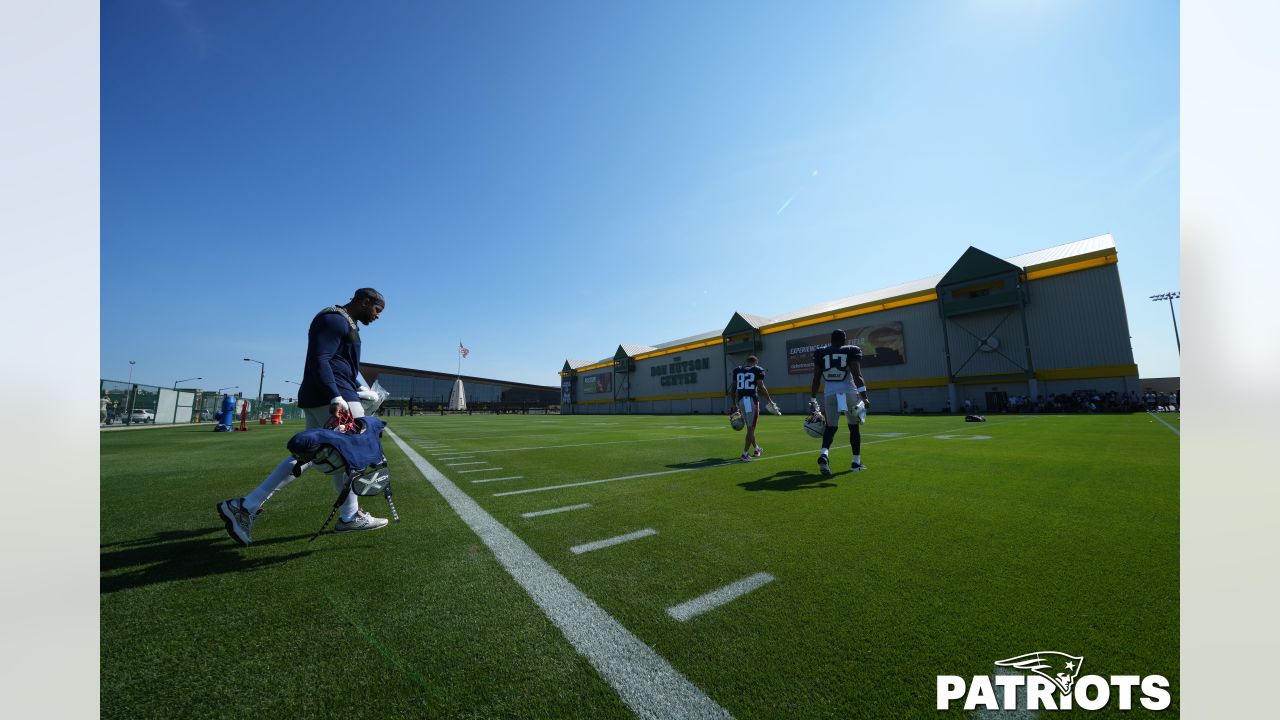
[457,339,462,378]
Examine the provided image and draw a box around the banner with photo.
[580,372,613,395]
[786,321,907,373]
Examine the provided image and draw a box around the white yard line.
[385,430,731,720]
[446,461,488,466]
[666,573,775,622]
[570,528,658,555]
[457,466,504,473]
[471,476,523,484]
[522,503,592,518]
[1147,411,1180,436]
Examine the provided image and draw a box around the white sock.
[820,448,829,457]
[243,458,298,513]
[333,470,360,521]
[853,454,861,464]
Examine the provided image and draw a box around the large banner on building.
[580,372,612,395]
[787,321,907,374]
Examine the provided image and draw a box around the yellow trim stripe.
[1024,253,1116,281]
[632,337,724,361]
[633,390,725,403]
[759,290,938,336]
[1036,363,1138,381]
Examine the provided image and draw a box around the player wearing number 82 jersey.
[728,355,777,461]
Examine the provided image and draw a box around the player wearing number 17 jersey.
[810,328,871,476]
[728,355,778,462]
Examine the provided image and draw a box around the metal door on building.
[984,391,1008,413]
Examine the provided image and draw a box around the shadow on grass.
[101,527,313,594]
[738,469,838,492]
[666,457,730,470]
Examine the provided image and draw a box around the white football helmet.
[766,401,782,416]
[729,411,745,431]
[849,400,867,425]
[803,410,826,438]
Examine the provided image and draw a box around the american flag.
[459,342,470,358]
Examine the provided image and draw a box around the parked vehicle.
[129,409,155,424]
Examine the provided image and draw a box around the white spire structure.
[448,377,467,410]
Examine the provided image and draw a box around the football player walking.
[217,288,389,545]
[810,329,871,476]
[729,355,779,462]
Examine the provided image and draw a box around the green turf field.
[101,412,1179,718]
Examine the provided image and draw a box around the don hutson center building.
[559,235,1139,415]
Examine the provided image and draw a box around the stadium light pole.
[126,360,136,422]
[1149,291,1181,355]
[243,358,265,413]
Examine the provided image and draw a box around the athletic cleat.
[752,446,763,458]
[817,454,832,477]
[739,453,752,462]
[217,497,255,546]
[335,509,389,534]
[850,462,868,472]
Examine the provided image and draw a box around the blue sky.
[101,0,1179,395]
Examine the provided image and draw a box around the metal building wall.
[943,306,1033,379]
[1023,264,1136,370]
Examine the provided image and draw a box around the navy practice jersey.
[812,344,863,393]
[732,365,766,399]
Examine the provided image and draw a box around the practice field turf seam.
[425,435,705,455]
[386,429,735,720]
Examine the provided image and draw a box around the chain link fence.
[99,380,306,427]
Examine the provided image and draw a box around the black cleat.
[850,462,868,472]
[817,454,832,477]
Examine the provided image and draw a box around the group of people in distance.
[217,289,872,548]
[728,328,870,475]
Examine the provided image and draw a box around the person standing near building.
[728,355,778,462]
[101,393,110,425]
[809,328,871,476]
[218,288,388,546]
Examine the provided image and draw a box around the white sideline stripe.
[1147,411,1180,436]
[570,528,658,555]
[472,476,523,484]
[493,417,1042,497]
[666,572,775,622]
[458,467,504,473]
[385,430,731,720]
[446,461,488,466]
[522,503,592,518]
